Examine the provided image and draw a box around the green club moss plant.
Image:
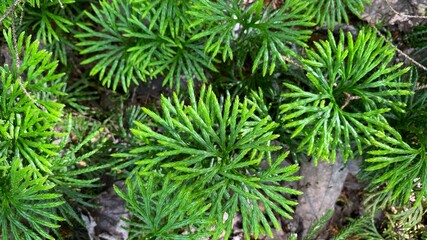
[114,81,302,239]
[0,28,109,239]
[75,0,314,92]
[280,28,411,163]
[308,0,371,29]
[2,0,427,239]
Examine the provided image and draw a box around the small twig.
[11,14,46,111]
[11,15,20,69]
[416,83,427,91]
[57,0,64,9]
[0,0,22,25]
[282,55,303,69]
[19,0,26,25]
[372,26,427,92]
[373,26,427,72]
[384,0,427,91]
[386,0,427,19]
[341,92,360,109]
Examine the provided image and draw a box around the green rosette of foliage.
[115,81,302,239]
[280,28,412,163]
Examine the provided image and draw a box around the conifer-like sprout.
[115,81,302,239]
[280,28,412,163]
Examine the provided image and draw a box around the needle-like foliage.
[19,0,77,65]
[0,30,65,173]
[0,158,64,240]
[115,81,302,239]
[189,0,314,75]
[280,28,411,163]
[308,0,371,29]
[0,29,67,240]
[49,116,111,226]
[0,28,110,239]
[3,0,427,238]
[362,68,427,215]
[115,174,213,240]
[76,0,216,92]
[57,75,99,113]
[333,214,384,240]
[136,0,192,38]
[20,0,73,45]
[75,0,141,92]
[406,26,427,65]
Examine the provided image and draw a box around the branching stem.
[373,26,427,72]
[282,55,303,69]
[384,0,427,92]
[385,0,427,19]
[341,92,360,109]
[373,26,427,92]
[57,0,64,8]
[11,14,46,111]
[0,0,22,25]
